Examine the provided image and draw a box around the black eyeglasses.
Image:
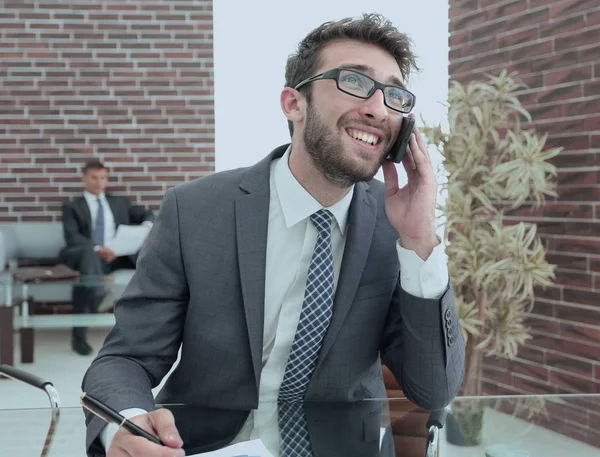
[294,67,416,114]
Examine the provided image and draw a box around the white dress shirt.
[100,147,450,452]
[83,191,116,249]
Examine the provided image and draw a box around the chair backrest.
[0,223,65,261]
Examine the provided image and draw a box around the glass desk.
[1,395,599,457]
[0,274,131,365]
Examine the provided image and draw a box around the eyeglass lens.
[337,69,413,112]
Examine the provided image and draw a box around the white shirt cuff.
[99,408,148,451]
[396,239,449,299]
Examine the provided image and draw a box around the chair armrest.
[425,407,449,457]
[0,364,51,389]
[426,408,448,429]
[0,364,60,409]
[382,361,449,456]
[0,364,61,456]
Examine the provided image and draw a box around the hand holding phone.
[387,116,415,163]
[381,115,440,260]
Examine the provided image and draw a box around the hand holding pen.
[81,393,184,457]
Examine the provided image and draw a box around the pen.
[80,392,163,446]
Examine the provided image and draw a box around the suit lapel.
[235,145,288,388]
[75,197,93,237]
[234,144,378,385]
[105,195,121,227]
[315,182,377,370]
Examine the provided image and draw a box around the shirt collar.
[273,146,354,235]
[83,191,106,202]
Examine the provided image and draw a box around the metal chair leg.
[425,406,449,457]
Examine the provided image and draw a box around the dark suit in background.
[59,194,155,347]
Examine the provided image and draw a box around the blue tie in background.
[278,209,335,457]
[93,197,104,246]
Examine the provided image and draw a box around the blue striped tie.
[93,198,104,246]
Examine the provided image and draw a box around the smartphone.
[387,116,415,163]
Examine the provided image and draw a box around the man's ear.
[280,87,305,124]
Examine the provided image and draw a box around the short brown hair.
[285,13,419,136]
[82,159,107,174]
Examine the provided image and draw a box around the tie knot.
[310,209,333,237]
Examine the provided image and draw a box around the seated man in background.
[59,159,155,355]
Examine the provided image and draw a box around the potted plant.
[421,70,560,445]
[446,396,549,447]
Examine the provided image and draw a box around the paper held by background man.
[105,224,150,256]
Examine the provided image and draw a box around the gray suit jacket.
[82,145,464,455]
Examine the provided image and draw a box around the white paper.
[188,438,274,457]
[105,224,150,256]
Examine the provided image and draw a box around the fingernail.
[168,434,179,441]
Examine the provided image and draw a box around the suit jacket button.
[448,335,454,346]
[445,309,451,320]
[447,327,453,337]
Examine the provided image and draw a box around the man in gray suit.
[82,13,464,457]
[59,160,154,355]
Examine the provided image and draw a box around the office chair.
[382,363,448,457]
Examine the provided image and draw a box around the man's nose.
[358,88,388,121]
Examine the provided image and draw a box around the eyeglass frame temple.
[293,69,339,90]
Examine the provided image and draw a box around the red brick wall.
[0,0,214,222]
[449,0,600,447]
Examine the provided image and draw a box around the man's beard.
[303,103,390,188]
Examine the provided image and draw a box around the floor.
[0,329,598,457]
[442,407,600,457]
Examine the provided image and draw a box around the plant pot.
[446,407,483,446]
